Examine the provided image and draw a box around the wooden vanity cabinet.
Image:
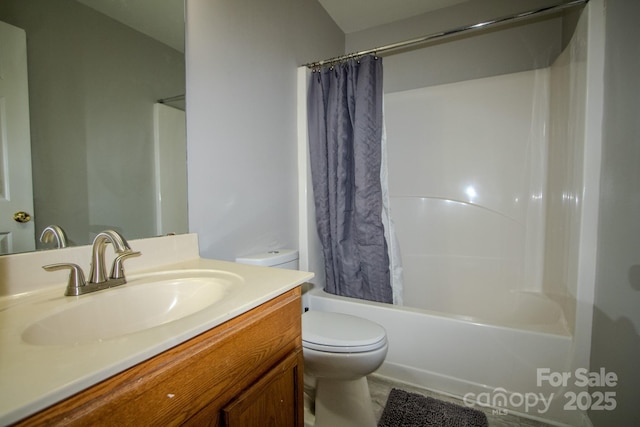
[16,287,304,427]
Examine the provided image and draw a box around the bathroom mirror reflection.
[0,0,187,255]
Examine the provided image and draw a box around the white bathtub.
[306,286,581,426]
[297,7,600,425]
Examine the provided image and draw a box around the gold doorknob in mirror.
[13,211,32,223]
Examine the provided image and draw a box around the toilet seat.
[302,311,387,353]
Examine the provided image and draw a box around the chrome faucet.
[39,225,69,249]
[43,230,141,296]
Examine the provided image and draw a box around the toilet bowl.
[302,310,387,427]
[235,250,388,427]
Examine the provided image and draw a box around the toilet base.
[313,376,376,427]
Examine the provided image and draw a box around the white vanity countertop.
[0,235,313,425]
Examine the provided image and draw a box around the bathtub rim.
[305,285,571,338]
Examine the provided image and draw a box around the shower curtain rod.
[304,0,588,69]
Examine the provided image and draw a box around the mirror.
[0,0,187,254]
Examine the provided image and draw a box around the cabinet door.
[223,350,303,427]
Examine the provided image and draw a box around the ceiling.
[317,0,471,33]
[76,0,470,51]
[76,0,184,52]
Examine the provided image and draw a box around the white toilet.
[235,250,388,427]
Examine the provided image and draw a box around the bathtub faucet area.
[43,230,141,296]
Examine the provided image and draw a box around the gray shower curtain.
[307,55,392,304]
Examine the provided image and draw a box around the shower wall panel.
[384,70,549,314]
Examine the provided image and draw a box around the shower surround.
[298,3,604,426]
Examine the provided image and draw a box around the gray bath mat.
[378,388,488,427]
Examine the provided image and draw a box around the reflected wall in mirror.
[0,0,187,254]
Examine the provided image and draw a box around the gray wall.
[185,0,343,261]
[0,0,185,246]
[590,0,640,425]
[346,0,569,92]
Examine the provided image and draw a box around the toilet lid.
[302,311,387,353]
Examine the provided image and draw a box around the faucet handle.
[110,251,141,280]
[43,263,87,296]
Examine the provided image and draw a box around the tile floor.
[368,374,555,427]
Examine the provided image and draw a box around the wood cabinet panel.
[15,287,303,426]
[223,350,303,427]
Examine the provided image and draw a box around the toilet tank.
[235,249,299,270]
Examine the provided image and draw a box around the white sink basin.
[21,270,242,346]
